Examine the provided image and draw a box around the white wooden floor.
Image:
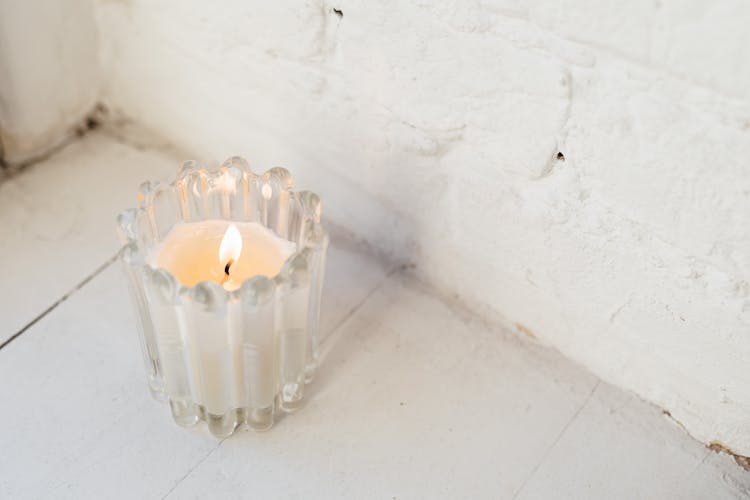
[1,131,748,499]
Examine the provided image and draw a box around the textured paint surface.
[0,0,100,164]
[95,0,750,455]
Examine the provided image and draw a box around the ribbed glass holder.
[116,157,328,437]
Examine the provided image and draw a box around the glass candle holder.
[116,157,328,437]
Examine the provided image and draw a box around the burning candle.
[117,158,328,437]
[150,220,296,291]
[147,220,297,423]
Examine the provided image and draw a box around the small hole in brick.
[86,116,101,130]
[556,152,565,161]
[333,8,343,17]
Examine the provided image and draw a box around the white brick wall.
[0,0,99,164]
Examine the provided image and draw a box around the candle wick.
[221,259,234,285]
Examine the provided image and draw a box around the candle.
[117,158,328,437]
[148,220,296,431]
[150,220,296,290]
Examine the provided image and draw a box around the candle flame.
[219,223,242,272]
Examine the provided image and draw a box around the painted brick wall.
[0,0,99,164]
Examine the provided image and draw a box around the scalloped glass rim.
[116,157,329,436]
[116,156,327,301]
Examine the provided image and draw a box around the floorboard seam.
[160,438,227,500]
[511,380,601,499]
[0,252,119,351]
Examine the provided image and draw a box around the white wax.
[148,220,296,415]
[149,220,297,289]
